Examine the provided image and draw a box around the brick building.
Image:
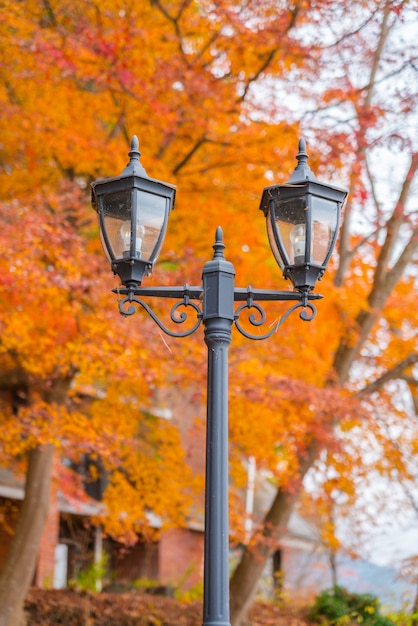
[0,386,207,592]
[0,385,326,596]
[0,465,205,591]
[0,459,326,597]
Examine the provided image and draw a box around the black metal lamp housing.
[91,136,176,287]
[259,138,348,292]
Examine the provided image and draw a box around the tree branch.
[237,3,301,104]
[333,153,418,384]
[333,1,396,289]
[356,354,418,397]
[370,153,418,306]
[363,0,392,109]
[172,137,207,175]
[151,0,192,67]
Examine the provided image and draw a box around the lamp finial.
[287,137,317,183]
[296,138,308,166]
[129,135,141,161]
[213,226,226,259]
[120,135,148,177]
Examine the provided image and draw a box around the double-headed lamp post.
[92,136,347,626]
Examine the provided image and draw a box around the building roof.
[0,467,103,516]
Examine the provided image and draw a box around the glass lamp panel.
[266,211,284,269]
[135,190,167,262]
[99,228,112,264]
[272,195,307,265]
[101,189,132,260]
[311,197,338,266]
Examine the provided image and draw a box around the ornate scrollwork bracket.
[114,282,321,341]
[114,284,203,338]
[233,285,320,341]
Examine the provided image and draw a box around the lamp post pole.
[92,136,347,626]
[201,229,235,626]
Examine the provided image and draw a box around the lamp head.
[259,138,348,292]
[91,136,176,287]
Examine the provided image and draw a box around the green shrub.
[69,554,108,592]
[309,586,395,626]
[386,609,418,626]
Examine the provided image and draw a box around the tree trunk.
[230,488,295,626]
[0,444,54,626]
[330,550,338,588]
[230,443,318,626]
[272,549,283,600]
[411,581,418,626]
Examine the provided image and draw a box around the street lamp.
[92,136,347,626]
[92,136,176,287]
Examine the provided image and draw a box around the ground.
[24,590,311,626]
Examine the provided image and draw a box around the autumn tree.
[228,3,418,623]
[0,1,416,625]
[0,186,197,625]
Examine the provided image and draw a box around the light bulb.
[135,224,145,257]
[120,221,145,257]
[120,221,131,252]
[289,223,306,263]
